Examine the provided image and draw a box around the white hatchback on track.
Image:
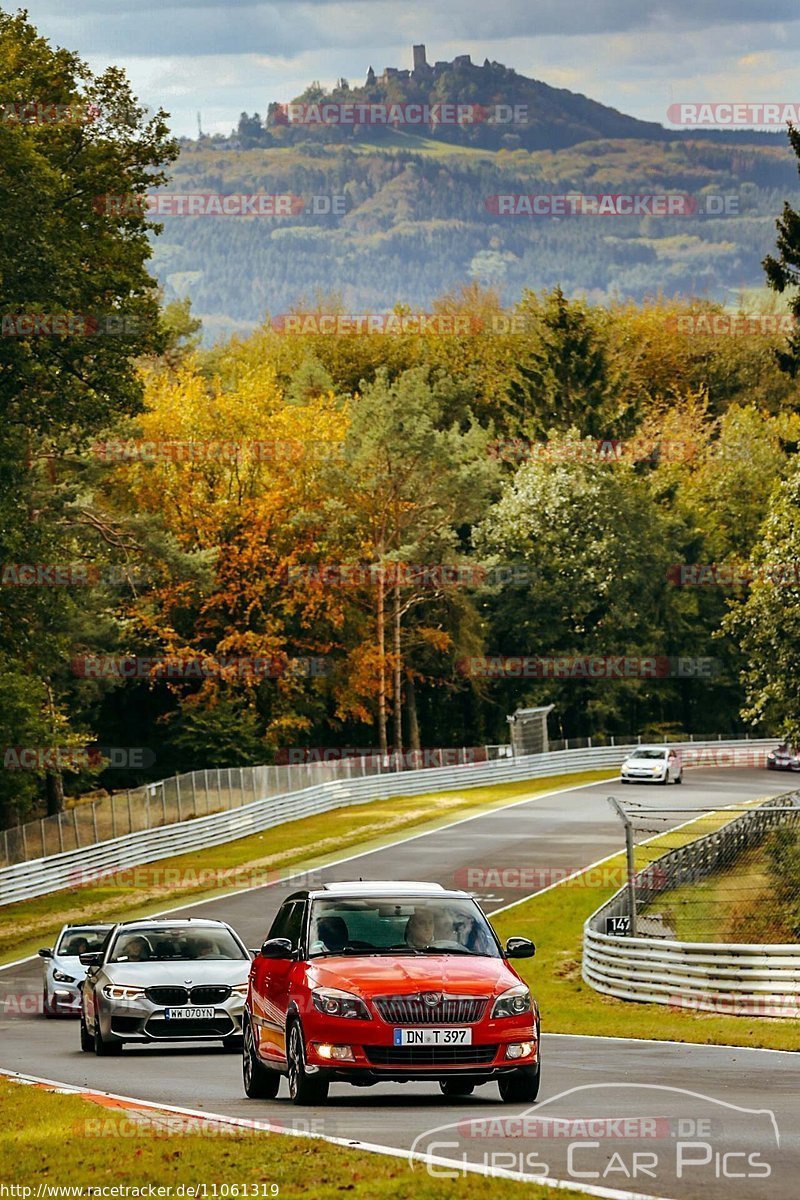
[620,745,683,785]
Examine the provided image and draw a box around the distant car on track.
[766,742,800,772]
[79,917,250,1055]
[243,880,540,1105]
[620,745,683,785]
[38,924,113,1017]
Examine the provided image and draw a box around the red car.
[243,881,539,1105]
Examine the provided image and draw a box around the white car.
[620,746,683,785]
[39,924,113,1017]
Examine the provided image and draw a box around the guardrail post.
[607,796,637,936]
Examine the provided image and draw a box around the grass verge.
[0,1075,597,1198]
[493,805,800,1051]
[0,770,614,965]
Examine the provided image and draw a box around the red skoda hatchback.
[243,881,539,1104]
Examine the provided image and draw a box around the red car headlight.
[491,984,532,1019]
[311,987,371,1020]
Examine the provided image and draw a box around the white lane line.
[0,1066,678,1200]
[543,1033,799,1057]
[0,774,616,973]
[488,793,761,916]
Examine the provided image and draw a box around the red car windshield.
[308,896,501,958]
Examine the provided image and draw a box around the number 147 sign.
[606,915,631,935]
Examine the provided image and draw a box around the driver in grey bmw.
[79,917,251,1056]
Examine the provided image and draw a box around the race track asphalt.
[2,769,798,1200]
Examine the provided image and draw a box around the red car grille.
[373,995,488,1024]
[364,1044,498,1066]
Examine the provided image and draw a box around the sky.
[16,0,800,137]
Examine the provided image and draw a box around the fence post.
[21,822,28,861]
[191,771,197,816]
[607,795,637,937]
[91,802,99,843]
[72,806,80,848]
[176,775,182,822]
[240,768,246,807]
[40,818,46,858]
[111,793,117,840]
[127,788,133,834]
[57,812,64,854]
[161,783,167,826]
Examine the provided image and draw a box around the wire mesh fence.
[0,747,496,868]
[607,792,800,944]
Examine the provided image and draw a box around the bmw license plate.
[163,1006,215,1020]
[393,1027,472,1045]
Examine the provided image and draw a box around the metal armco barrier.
[583,790,800,1017]
[0,738,773,907]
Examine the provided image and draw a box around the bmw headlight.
[491,984,532,1019]
[52,970,76,983]
[231,983,249,996]
[102,985,145,1000]
[311,987,370,1020]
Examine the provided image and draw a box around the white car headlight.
[52,970,76,983]
[231,983,249,995]
[103,985,145,1000]
[491,984,532,1019]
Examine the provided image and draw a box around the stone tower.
[412,44,428,74]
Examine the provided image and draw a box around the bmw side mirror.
[79,952,103,967]
[505,937,535,959]
[260,937,295,959]
[38,948,53,958]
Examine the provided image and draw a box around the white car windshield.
[630,749,668,760]
[56,928,108,956]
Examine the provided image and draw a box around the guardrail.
[0,737,773,908]
[583,791,800,1017]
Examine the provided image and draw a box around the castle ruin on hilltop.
[366,45,497,86]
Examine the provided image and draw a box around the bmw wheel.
[79,1012,93,1052]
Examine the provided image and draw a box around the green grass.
[0,770,614,965]
[655,843,794,944]
[0,1076,596,1197]
[493,804,800,1051]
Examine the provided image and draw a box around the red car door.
[251,899,306,1066]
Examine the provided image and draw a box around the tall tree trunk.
[43,679,64,815]
[406,674,421,753]
[44,770,64,817]
[393,578,403,756]
[376,567,388,755]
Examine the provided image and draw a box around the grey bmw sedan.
[79,918,251,1055]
